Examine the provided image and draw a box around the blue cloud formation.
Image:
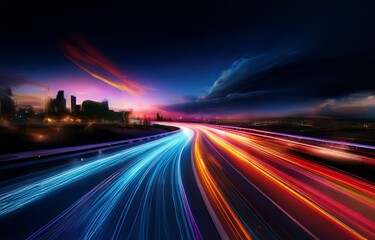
[163,47,375,117]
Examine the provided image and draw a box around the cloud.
[13,93,45,108]
[0,75,48,91]
[0,75,48,108]
[314,92,375,118]
[203,49,302,100]
[163,47,375,117]
[62,35,152,96]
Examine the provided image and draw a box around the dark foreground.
[0,122,172,154]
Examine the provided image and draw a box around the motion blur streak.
[0,133,181,216]
[193,132,252,239]
[62,36,151,95]
[27,128,202,239]
[189,124,374,239]
[0,124,374,239]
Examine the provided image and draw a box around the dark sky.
[0,0,374,118]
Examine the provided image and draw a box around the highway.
[0,123,374,239]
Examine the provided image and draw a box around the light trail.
[215,124,375,150]
[0,132,181,216]
[62,36,151,95]
[188,124,375,239]
[29,127,201,239]
[0,123,374,239]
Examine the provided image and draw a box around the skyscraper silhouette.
[71,95,76,113]
[56,90,66,112]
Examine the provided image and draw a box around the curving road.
[0,123,374,239]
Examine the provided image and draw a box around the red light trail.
[185,123,375,239]
[0,124,374,239]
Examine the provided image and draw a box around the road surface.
[0,123,374,239]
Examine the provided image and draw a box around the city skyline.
[1,1,374,119]
[3,84,375,121]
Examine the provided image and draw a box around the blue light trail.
[0,124,374,239]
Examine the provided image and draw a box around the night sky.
[1,1,374,119]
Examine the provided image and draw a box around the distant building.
[15,105,34,120]
[123,111,132,126]
[46,98,56,114]
[45,90,68,116]
[80,99,123,121]
[71,95,76,113]
[56,90,66,112]
[0,87,15,119]
[82,100,109,118]
[102,100,109,111]
[75,104,81,113]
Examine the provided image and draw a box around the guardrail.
[0,129,181,162]
[214,125,375,151]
